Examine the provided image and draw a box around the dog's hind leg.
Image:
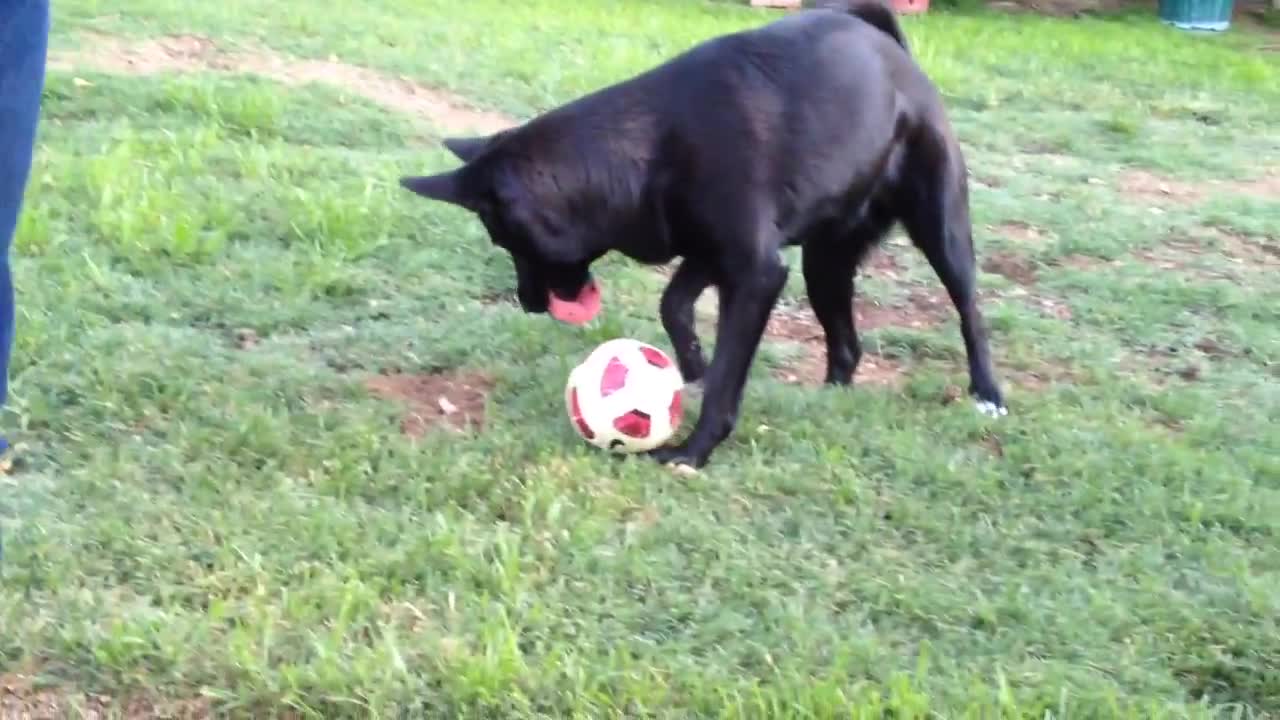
[802,214,895,385]
[898,135,1007,416]
[660,258,714,385]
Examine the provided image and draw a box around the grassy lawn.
[2,0,1279,716]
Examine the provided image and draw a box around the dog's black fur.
[400,0,1006,468]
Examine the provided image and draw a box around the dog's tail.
[805,0,910,53]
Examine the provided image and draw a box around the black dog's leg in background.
[802,241,860,386]
[901,141,1006,415]
[802,216,894,385]
[652,253,788,468]
[660,259,714,385]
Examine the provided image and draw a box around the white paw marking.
[975,400,1009,418]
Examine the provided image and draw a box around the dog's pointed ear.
[399,171,478,210]
[442,136,491,163]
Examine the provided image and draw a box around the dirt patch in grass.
[862,246,905,276]
[1118,170,1206,204]
[766,305,825,344]
[1234,169,1280,199]
[1052,253,1110,271]
[763,294,951,387]
[1,674,210,720]
[231,327,261,350]
[986,0,1115,18]
[891,289,953,328]
[1156,357,1209,384]
[1019,149,1080,169]
[48,33,515,134]
[992,285,1074,321]
[765,305,905,386]
[989,222,1048,244]
[1144,243,1199,271]
[1204,226,1280,267]
[1132,238,1211,273]
[1049,227,1276,279]
[982,253,1038,285]
[1118,168,1280,206]
[1193,336,1234,358]
[1129,229,1278,277]
[1007,362,1083,391]
[938,359,1082,408]
[365,369,494,437]
[772,345,908,387]
[1134,340,1245,388]
[766,290,952,342]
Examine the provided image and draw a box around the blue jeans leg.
[0,0,50,427]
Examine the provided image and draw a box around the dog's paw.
[668,462,700,477]
[975,399,1009,418]
[649,443,707,470]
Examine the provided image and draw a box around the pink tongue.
[547,280,602,326]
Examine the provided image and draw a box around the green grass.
[2,0,1279,716]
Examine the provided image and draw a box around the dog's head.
[399,132,604,325]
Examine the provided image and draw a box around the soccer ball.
[564,338,685,453]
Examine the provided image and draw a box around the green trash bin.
[1158,0,1234,31]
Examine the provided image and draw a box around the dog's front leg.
[651,258,789,469]
[660,259,714,385]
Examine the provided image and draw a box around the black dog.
[400,0,1006,468]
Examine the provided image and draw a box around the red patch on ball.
[640,345,672,369]
[613,409,652,439]
[600,356,628,397]
[569,388,594,440]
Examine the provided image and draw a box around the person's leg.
[0,0,51,465]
